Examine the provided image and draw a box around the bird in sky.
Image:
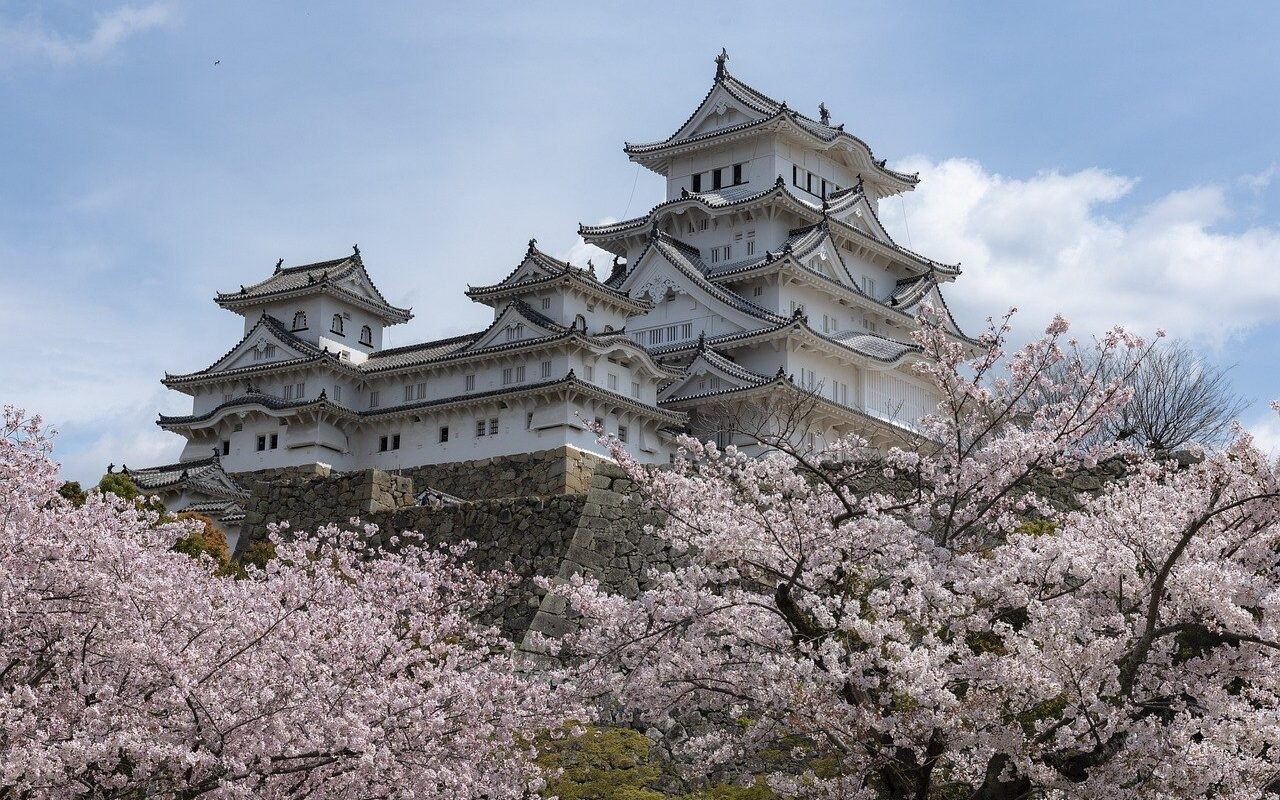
[213,60,220,66]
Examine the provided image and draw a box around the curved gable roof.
[215,250,412,323]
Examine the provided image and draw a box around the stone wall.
[524,462,677,644]
[235,466,589,637]
[393,446,607,501]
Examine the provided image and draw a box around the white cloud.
[1246,412,1280,459]
[0,4,172,66]
[51,407,186,487]
[1240,163,1280,195]
[556,217,619,273]
[877,157,1280,346]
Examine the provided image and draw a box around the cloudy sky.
[3,2,1279,483]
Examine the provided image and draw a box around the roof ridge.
[371,330,483,358]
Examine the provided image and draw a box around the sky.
[2,2,1279,484]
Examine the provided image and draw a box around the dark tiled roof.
[465,269,650,312]
[891,275,933,307]
[580,181,960,277]
[691,348,774,385]
[365,372,687,425]
[829,331,921,362]
[652,317,922,366]
[179,499,247,523]
[157,392,347,428]
[163,313,333,385]
[361,332,483,371]
[472,239,582,289]
[215,251,412,322]
[622,68,918,189]
[622,231,788,324]
[361,326,681,380]
[580,182,781,238]
[124,455,250,501]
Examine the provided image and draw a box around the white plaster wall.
[666,140,773,200]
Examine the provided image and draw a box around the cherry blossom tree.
[556,310,1280,799]
[0,407,581,799]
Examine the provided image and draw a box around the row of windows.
[791,165,842,200]
[227,412,637,457]
[291,311,373,345]
[367,362,558,409]
[252,344,278,361]
[789,301,880,334]
[796,369,851,406]
[631,322,695,347]
[282,382,305,400]
[690,162,746,193]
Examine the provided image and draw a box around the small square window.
[369,391,380,408]
[379,435,389,451]
[221,440,230,456]
[439,426,450,443]
[691,173,702,192]
[584,364,594,381]
[515,365,526,382]
[476,419,486,437]
[541,297,551,310]
[489,418,499,435]
[618,425,629,443]
[392,434,400,450]
[732,163,743,185]
[607,373,618,390]
[631,381,641,398]
[465,374,475,391]
[256,435,266,451]
[541,360,552,378]
[526,411,534,429]
[269,434,278,449]
[712,168,723,190]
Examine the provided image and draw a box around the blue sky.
[3,2,1279,483]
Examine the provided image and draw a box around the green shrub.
[536,725,665,800]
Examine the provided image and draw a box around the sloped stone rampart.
[232,450,1170,644]
[235,466,589,637]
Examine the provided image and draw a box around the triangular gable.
[672,82,771,143]
[894,282,967,340]
[794,232,859,289]
[503,253,565,287]
[464,302,563,352]
[619,238,784,332]
[659,350,770,402]
[837,195,893,244]
[921,285,967,338]
[207,317,318,374]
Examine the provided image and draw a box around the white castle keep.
[125,52,972,545]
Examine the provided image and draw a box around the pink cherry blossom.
[554,312,1280,799]
[0,406,582,799]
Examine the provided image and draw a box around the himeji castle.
[127,51,972,542]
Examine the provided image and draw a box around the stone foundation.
[393,446,608,500]
[235,466,591,637]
